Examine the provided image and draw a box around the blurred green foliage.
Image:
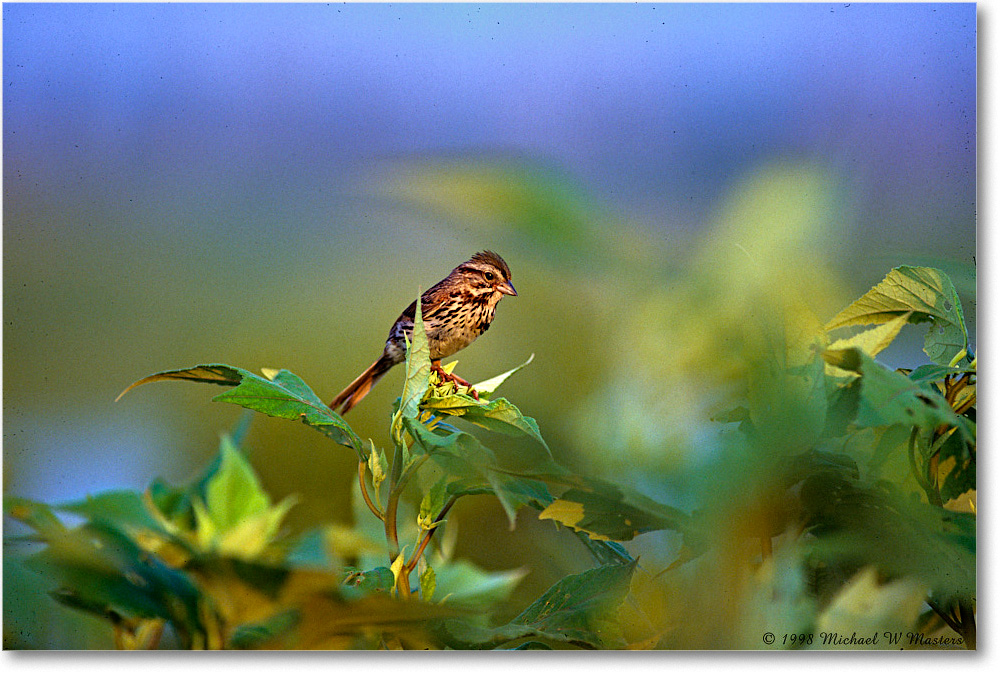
[5,160,975,649]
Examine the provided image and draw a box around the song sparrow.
[330,251,516,414]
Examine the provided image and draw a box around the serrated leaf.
[825,266,969,366]
[802,480,975,603]
[471,353,535,395]
[403,418,529,528]
[118,363,364,457]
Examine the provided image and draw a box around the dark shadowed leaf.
[537,476,690,542]
[437,560,636,649]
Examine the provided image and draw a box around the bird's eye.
[484,271,495,281]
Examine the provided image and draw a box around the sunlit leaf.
[422,394,548,451]
[367,442,388,504]
[471,353,535,395]
[827,311,912,359]
[824,266,969,366]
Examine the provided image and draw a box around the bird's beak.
[499,280,517,297]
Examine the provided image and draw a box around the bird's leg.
[430,360,480,401]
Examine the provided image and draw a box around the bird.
[330,251,517,414]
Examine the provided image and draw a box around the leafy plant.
[5,265,975,649]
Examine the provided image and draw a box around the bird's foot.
[431,361,480,401]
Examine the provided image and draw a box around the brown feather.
[329,354,395,415]
[330,251,514,414]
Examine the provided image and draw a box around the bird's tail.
[330,355,395,415]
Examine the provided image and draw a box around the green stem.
[384,441,405,565]
[358,461,384,521]
[404,495,458,576]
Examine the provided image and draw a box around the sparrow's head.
[457,251,516,299]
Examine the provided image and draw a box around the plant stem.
[405,495,458,575]
[385,440,406,594]
[358,461,384,521]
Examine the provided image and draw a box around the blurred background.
[3,3,975,648]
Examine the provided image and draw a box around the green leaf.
[422,395,549,451]
[391,295,432,446]
[229,609,300,649]
[418,476,449,529]
[4,496,67,537]
[471,353,535,395]
[438,561,636,649]
[341,566,395,597]
[825,266,969,366]
[419,564,437,602]
[537,476,690,542]
[23,521,202,631]
[801,479,975,603]
[907,363,977,385]
[56,491,165,533]
[827,311,912,359]
[118,364,364,457]
[431,559,527,609]
[822,348,960,431]
[403,418,528,527]
[205,437,271,531]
